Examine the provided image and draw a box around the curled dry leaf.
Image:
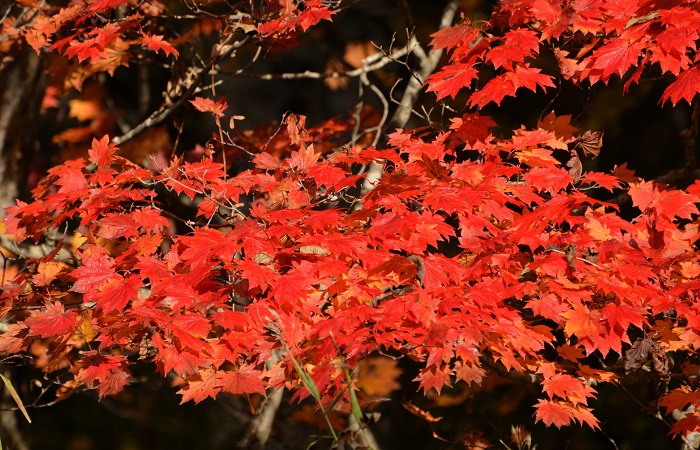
[253,252,273,264]
[402,401,443,423]
[297,245,330,256]
[511,425,532,449]
[624,336,654,372]
[577,130,604,158]
[566,151,583,182]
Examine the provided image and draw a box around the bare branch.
[236,387,285,449]
[225,43,411,82]
[112,35,251,145]
[389,0,459,129]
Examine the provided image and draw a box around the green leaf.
[0,374,31,423]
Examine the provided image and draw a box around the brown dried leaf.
[577,130,604,158]
[651,351,670,376]
[564,243,577,270]
[566,152,583,182]
[253,252,273,264]
[582,248,599,265]
[284,113,309,146]
[625,337,653,372]
[298,245,330,256]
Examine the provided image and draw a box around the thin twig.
[112,35,251,145]
[226,43,411,82]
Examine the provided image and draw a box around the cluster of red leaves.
[255,0,334,39]
[2,0,331,96]
[3,0,700,440]
[4,110,700,434]
[426,0,700,106]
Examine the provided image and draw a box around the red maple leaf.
[190,97,228,117]
[236,259,279,291]
[25,302,78,338]
[142,33,179,57]
[88,135,117,167]
[298,6,334,31]
[579,172,621,191]
[288,144,318,171]
[660,387,700,412]
[487,29,540,68]
[448,113,496,146]
[570,405,600,429]
[71,252,116,293]
[591,39,644,81]
[172,313,211,339]
[469,65,555,108]
[534,399,575,428]
[55,165,87,195]
[628,181,656,211]
[669,413,700,436]
[425,64,479,100]
[562,303,603,341]
[429,21,475,50]
[88,0,130,14]
[77,352,131,398]
[219,365,266,395]
[414,366,452,395]
[98,213,140,239]
[661,65,700,106]
[541,373,595,405]
[507,65,555,94]
[63,39,108,62]
[32,261,64,287]
[307,162,356,189]
[178,368,220,403]
[153,333,205,376]
[92,274,141,313]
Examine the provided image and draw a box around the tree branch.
[228,43,411,82]
[112,35,251,145]
[389,0,459,129]
[236,387,285,449]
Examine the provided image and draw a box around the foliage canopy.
[2,0,700,447]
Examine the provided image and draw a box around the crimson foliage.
[2,0,700,446]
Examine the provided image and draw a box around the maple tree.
[1,0,700,448]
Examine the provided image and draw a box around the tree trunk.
[0,48,43,449]
[0,49,43,214]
